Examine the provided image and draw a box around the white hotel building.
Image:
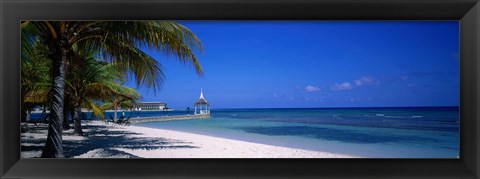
[134,102,167,111]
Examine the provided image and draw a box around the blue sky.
[126,21,459,109]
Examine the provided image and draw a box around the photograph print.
[20,21,459,158]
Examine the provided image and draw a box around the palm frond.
[72,21,203,94]
[100,102,114,110]
[83,99,105,120]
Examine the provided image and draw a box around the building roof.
[195,99,208,105]
[136,102,166,104]
[194,89,209,105]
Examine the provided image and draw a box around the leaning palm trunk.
[73,101,83,136]
[114,106,118,122]
[41,42,67,158]
[26,110,31,121]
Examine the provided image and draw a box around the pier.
[129,114,210,123]
[127,89,212,124]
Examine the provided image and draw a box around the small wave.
[385,115,404,118]
[410,116,423,118]
[375,114,385,117]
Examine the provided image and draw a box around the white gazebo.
[194,89,210,115]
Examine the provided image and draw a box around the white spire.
[199,88,205,100]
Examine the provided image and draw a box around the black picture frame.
[1,0,479,178]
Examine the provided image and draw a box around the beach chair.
[123,117,131,126]
[115,116,126,125]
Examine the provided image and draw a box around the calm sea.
[32,107,460,158]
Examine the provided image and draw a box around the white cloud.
[330,76,379,92]
[304,85,321,92]
[354,76,378,86]
[331,82,353,91]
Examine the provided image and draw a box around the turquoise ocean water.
[33,107,459,158]
[132,107,459,158]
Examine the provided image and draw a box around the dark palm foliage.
[21,21,204,158]
[21,40,51,122]
[66,53,115,135]
[100,85,140,123]
[22,44,142,136]
[66,53,141,135]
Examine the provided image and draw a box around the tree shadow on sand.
[21,123,199,158]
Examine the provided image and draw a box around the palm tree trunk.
[26,110,31,121]
[73,101,83,136]
[114,106,118,122]
[41,42,67,158]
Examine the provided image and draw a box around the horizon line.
[168,105,459,110]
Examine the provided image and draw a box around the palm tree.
[21,36,73,130]
[21,21,203,158]
[21,39,51,123]
[66,54,142,135]
[22,43,140,136]
[65,54,115,135]
[100,86,140,123]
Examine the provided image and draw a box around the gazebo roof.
[195,99,208,105]
[194,89,209,106]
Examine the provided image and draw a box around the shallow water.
[133,107,459,158]
[32,107,459,158]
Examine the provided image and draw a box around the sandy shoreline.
[21,120,358,158]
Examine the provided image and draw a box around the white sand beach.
[21,121,358,158]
